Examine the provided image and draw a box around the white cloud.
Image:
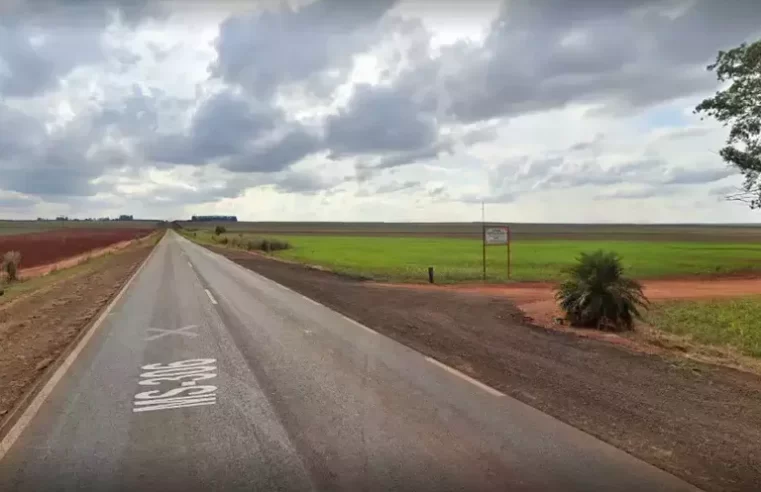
[0,0,760,223]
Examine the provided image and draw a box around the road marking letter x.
[145,325,199,341]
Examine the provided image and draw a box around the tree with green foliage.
[214,225,226,236]
[555,250,648,331]
[695,40,761,208]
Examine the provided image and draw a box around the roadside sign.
[482,225,512,280]
[485,227,509,245]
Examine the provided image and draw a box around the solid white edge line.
[425,357,505,397]
[205,289,218,305]
[0,233,163,459]
[340,314,378,336]
[269,274,378,335]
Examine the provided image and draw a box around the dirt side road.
[374,277,761,329]
[211,246,761,492]
[0,239,156,424]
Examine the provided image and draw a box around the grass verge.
[181,230,290,253]
[647,297,761,358]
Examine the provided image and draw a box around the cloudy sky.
[1,0,760,223]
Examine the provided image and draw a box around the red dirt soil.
[378,277,761,327]
[0,228,154,270]
[18,239,138,279]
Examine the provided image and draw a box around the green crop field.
[178,220,761,242]
[275,236,761,282]
[647,297,761,358]
[187,228,761,282]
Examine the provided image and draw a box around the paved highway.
[0,232,698,491]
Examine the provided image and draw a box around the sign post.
[482,227,487,281]
[482,225,511,281]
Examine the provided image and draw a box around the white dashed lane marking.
[205,289,218,305]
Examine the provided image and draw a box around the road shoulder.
[205,244,761,492]
[0,234,160,438]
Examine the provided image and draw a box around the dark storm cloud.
[325,84,439,157]
[3,0,166,26]
[375,143,451,170]
[0,0,164,98]
[140,89,323,173]
[0,137,104,198]
[210,0,397,98]
[143,91,281,166]
[96,85,181,137]
[471,153,735,204]
[430,0,761,122]
[0,105,102,197]
[0,106,46,158]
[222,129,323,173]
[0,91,166,200]
[0,21,103,97]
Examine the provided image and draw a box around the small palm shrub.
[3,251,21,282]
[265,238,290,252]
[244,238,290,253]
[246,239,264,251]
[555,250,648,331]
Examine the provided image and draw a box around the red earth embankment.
[0,228,154,269]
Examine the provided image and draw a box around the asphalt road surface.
[0,232,699,492]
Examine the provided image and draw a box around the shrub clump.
[3,251,21,282]
[243,237,290,253]
[246,239,263,251]
[262,238,290,252]
[555,250,648,331]
[214,225,226,236]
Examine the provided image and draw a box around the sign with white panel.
[485,227,509,245]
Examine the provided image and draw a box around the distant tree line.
[37,215,135,221]
[191,215,238,222]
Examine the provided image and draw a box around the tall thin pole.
[482,202,486,282]
[507,227,511,280]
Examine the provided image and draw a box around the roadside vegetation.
[3,251,21,283]
[555,250,648,331]
[184,229,291,253]
[647,297,761,358]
